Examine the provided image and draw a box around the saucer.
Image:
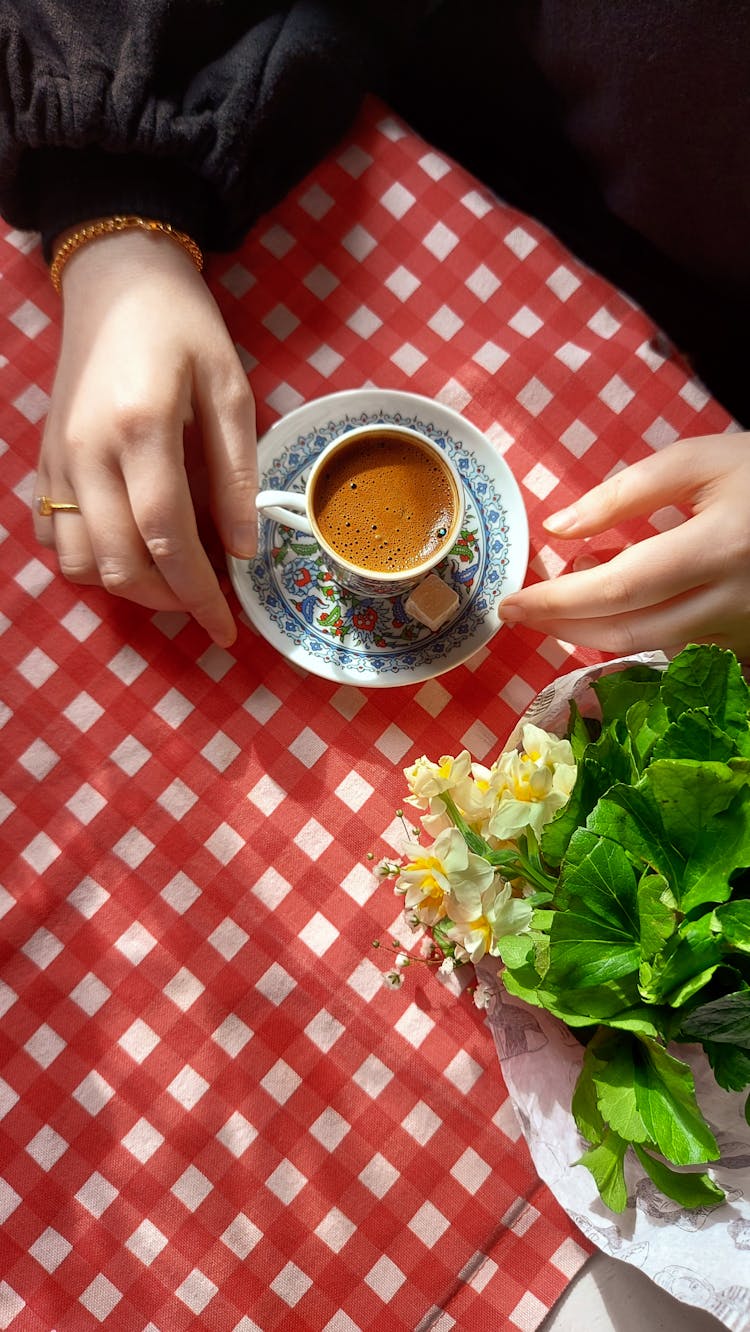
[227,389,529,686]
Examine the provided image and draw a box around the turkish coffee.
[311,430,458,573]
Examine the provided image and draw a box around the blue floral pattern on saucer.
[228,391,528,686]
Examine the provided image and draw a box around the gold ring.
[37,496,81,516]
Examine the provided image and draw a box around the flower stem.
[439,793,557,894]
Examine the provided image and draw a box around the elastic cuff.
[27,148,220,260]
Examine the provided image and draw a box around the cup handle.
[255,490,314,534]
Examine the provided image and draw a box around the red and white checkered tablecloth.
[0,96,734,1331]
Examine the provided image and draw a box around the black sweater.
[1,1,748,419]
[0,1,437,255]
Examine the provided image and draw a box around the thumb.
[194,360,258,558]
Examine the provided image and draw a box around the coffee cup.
[255,423,465,598]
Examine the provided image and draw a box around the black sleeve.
[0,0,434,256]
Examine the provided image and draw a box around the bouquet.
[378,643,750,1214]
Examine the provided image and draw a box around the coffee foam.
[312,433,457,573]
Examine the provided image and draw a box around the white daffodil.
[395,826,494,927]
[419,795,454,837]
[403,751,472,808]
[405,754,499,840]
[455,761,496,829]
[445,877,532,965]
[415,764,496,836]
[487,723,577,841]
[484,879,533,943]
[444,919,493,965]
[444,852,496,926]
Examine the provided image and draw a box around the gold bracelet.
[49,215,204,293]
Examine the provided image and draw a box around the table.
[0,96,733,1331]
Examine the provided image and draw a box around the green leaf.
[587,780,684,884]
[589,1032,650,1143]
[546,915,638,989]
[678,989,750,1049]
[632,1143,725,1209]
[502,964,657,1031]
[715,900,750,955]
[500,963,546,1010]
[680,784,750,914]
[589,1007,664,1037]
[626,697,669,774]
[547,832,641,988]
[495,934,534,969]
[589,762,750,915]
[531,907,553,934]
[664,966,726,1010]
[532,932,551,980]
[566,699,592,762]
[638,915,725,1006]
[660,643,750,734]
[576,1131,629,1212]
[592,666,662,729]
[590,724,635,786]
[652,709,740,764]
[637,872,678,961]
[559,829,640,928]
[645,759,749,863]
[540,985,662,1035]
[541,756,616,868]
[632,1036,719,1164]
[701,1039,750,1092]
[572,1048,606,1144]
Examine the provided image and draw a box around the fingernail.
[544,505,578,534]
[499,602,524,624]
[231,521,257,558]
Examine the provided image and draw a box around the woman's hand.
[498,432,750,659]
[34,229,257,646]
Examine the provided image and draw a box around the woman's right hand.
[33,227,258,646]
